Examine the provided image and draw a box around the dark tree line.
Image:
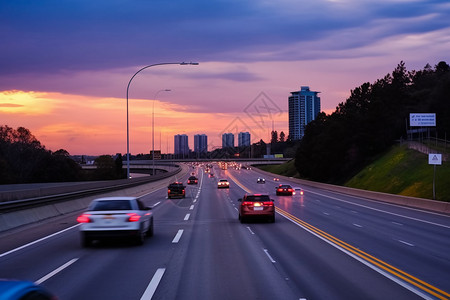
[0,126,125,184]
[295,61,450,184]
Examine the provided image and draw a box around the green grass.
[345,144,450,202]
[256,145,450,202]
[257,160,300,178]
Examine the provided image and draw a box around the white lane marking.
[323,212,330,216]
[184,214,190,221]
[172,229,184,243]
[0,224,80,258]
[140,268,166,300]
[152,201,161,208]
[308,190,450,229]
[392,222,403,226]
[399,240,415,247]
[246,226,255,235]
[279,213,432,300]
[353,223,363,228]
[263,249,276,263]
[35,258,79,284]
[189,205,194,210]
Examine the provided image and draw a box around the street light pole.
[152,89,171,176]
[125,62,199,179]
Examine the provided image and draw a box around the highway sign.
[428,154,442,165]
[410,113,436,127]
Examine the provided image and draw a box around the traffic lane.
[247,214,423,300]
[228,169,450,297]
[155,173,299,300]
[274,190,450,293]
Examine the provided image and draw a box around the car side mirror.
[238,198,242,202]
[271,199,274,202]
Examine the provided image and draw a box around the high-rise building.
[222,133,234,148]
[174,134,189,158]
[288,86,321,140]
[238,132,251,147]
[194,134,208,156]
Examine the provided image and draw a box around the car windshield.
[220,180,228,182]
[245,195,270,202]
[189,176,196,179]
[279,185,291,189]
[91,200,132,211]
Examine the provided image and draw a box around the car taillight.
[242,201,253,206]
[127,213,141,222]
[263,202,274,206]
[168,189,171,193]
[277,188,282,192]
[77,214,91,223]
[288,189,293,192]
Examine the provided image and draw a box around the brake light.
[288,189,293,192]
[168,189,171,194]
[242,201,253,206]
[127,213,141,222]
[277,188,283,192]
[263,202,274,206]
[77,214,91,223]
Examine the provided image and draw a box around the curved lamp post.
[152,89,171,176]
[126,62,199,179]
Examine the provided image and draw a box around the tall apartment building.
[222,133,234,148]
[174,134,189,158]
[194,134,208,156]
[288,86,321,140]
[238,132,251,147]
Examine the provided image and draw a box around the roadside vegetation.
[294,61,450,186]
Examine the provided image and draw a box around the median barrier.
[0,163,190,233]
[252,165,450,214]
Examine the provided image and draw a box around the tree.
[271,130,278,144]
[279,131,285,142]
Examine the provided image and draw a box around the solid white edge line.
[35,258,79,284]
[0,224,80,258]
[140,268,166,300]
[172,229,184,243]
[278,212,434,300]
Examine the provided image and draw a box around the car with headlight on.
[238,194,275,223]
[77,196,153,247]
[217,179,230,188]
[0,279,57,300]
[276,184,294,196]
[257,177,265,184]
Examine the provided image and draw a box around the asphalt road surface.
[1,163,449,300]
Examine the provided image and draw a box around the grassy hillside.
[257,144,450,202]
[345,144,450,202]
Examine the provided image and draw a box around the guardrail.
[252,164,450,214]
[0,164,182,213]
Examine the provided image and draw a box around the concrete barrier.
[253,165,450,214]
[0,164,190,233]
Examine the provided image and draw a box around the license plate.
[254,207,263,211]
[103,215,115,219]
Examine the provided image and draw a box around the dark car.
[187,176,198,184]
[276,184,294,196]
[257,177,265,184]
[238,194,275,223]
[0,279,57,300]
[168,182,186,199]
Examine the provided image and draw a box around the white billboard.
[410,113,436,127]
[428,154,442,165]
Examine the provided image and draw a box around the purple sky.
[1,0,449,155]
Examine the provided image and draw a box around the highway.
[0,163,449,300]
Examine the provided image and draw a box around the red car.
[276,184,294,196]
[238,194,275,223]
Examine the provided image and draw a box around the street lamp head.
[180,62,199,65]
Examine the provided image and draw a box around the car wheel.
[239,214,245,223]
[135,228,145,245]
[146,218,154,237]
[81,233,92,248]
[270,215,275,223]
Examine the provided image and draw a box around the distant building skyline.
[289,86,321,140]
[174,134,189,158]
[238,132,251,147]
[222,133,234,148]
[194,134,208,157]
